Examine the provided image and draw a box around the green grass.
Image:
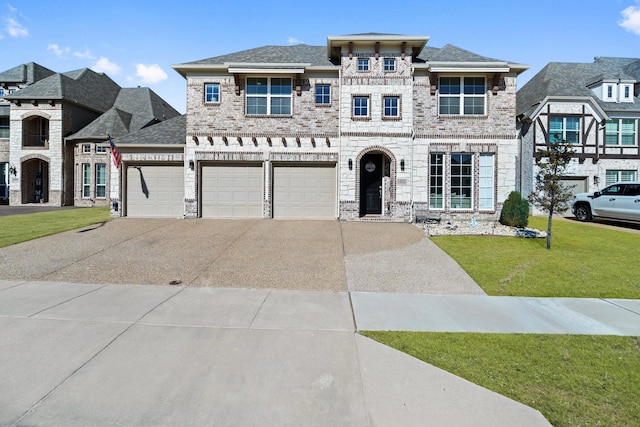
[362,331,640,427]
[0,207,112,248]
[430,216,640,298]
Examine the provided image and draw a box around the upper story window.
[549,116,580,144]
[0,89,4,99]
[82,144,91,154]
[315,84,331,105]
[624,85,632,100]
[606,85,614,99]
[96,146,107,153]
[357,58,370,71]
[352,96,369,118]
[246,77,292,116]
[204,83,220,103]
[383,58,396,71]
[0,117,8,138]
[383,96,399,118]
[22,115,49,147]
[439,76,486,116]
[605,119,636,146]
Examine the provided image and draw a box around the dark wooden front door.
[360,153,382,215]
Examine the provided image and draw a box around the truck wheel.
[574,204,592,222]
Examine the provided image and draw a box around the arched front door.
[359,152,390,216]
[21,158,49,203]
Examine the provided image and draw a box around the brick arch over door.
[355,145,397,216]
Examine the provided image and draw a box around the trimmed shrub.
[500,191,529,228]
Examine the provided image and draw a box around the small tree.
[528,139,574,250]
[500,191,529,228]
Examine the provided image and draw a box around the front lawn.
[0,207,111,248]
[430,216,640,298]
[362,331,640,427]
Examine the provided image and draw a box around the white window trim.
[352,95,370,118]
[245,76,292,116]
[204,83,220,104]
[82,144,91,154]
[357,58,370,71]
[605,118,637,146]
[478,154,495,210]
[383,58,396,72]
[95,163,107,199]
[549,116,581,144]
[450,153,474,210]
[382,95,400,118]
[82,163,91,198]
[429,153,444,210]
[315,84,331,105]
[438,75,487,116]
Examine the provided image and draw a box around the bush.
[500,191,529,228]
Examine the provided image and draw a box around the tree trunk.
[546,211,553,250]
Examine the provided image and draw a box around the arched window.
[22,116,49,147]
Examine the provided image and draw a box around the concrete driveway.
[0,218,484,295]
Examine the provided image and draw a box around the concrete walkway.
[0,280,552,427]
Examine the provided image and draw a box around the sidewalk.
[0,280,552,427]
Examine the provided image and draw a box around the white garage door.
[126,165,184,217]
[273,164,336,219]
[201,164,263,218]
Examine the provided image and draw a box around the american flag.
[108,135,122,169]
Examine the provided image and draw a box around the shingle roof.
[67,87,181,140]
[0,62,55,85]
[416,44,506,63]
[181,44,334,67]
[5,68,121,113]
[113,114,186,146]
[517,57,640,117]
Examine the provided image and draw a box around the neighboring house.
[2,64,179,206]
[0,62,55,203]
[517,57,640,202]
[164,33,528,221]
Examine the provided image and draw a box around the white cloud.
[288,36,303,44]
[73,49,95,60]
[92,57,122,75]
[47,43,71,58]
[5,16,28,37]
[134,63,168,84]
[620,5,640,35]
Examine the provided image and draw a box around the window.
[607,85,613,99]
[439,76,486,115]
[549,116,580,144]
[204,83,220,103]
[352,96,369,117]
[245,77,291,115]
[383,58,395,71]
[624,86,631,99]
[450,153,473,209]
[0,163,8,199]
[479,154,494,209]
[383,96,399,117]
[82,144,91,154]
[95,163,106,198]
[606,170,637,185]
[357,58,369,71]
[605,119,636,145]
[0,117,8,138]
[22,116,49,147]
[96,146,107,153]
[82,163,90,198]
[315,84,331,104]
[0,89,4,98]
[430,154,444,209]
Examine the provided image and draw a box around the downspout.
[337,65,342,220]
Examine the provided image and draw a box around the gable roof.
[5,68,121,113]
[517,57,640,118]
[67,87,181,140]
[0,62,55,85]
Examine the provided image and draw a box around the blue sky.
[3,0,640,114]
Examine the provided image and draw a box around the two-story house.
[150,33,527,221]
[0,62,55,203]
[2,64,179,207]
[517,57,640,199]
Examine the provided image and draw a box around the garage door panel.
[201,165,263,218]
[273,165,336,219]
[126,165,184,218]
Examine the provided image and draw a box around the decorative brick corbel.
[375,42,380,60]
[295,77,302,96]
[234,74,241,95]
[430,72,438,95]
[492,73,501,95]
[401,42,406,60]
[348,42,353,59]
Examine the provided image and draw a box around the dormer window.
[624,85,631,100]
[606,85,613,100]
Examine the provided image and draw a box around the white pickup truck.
[571,182,640,222]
